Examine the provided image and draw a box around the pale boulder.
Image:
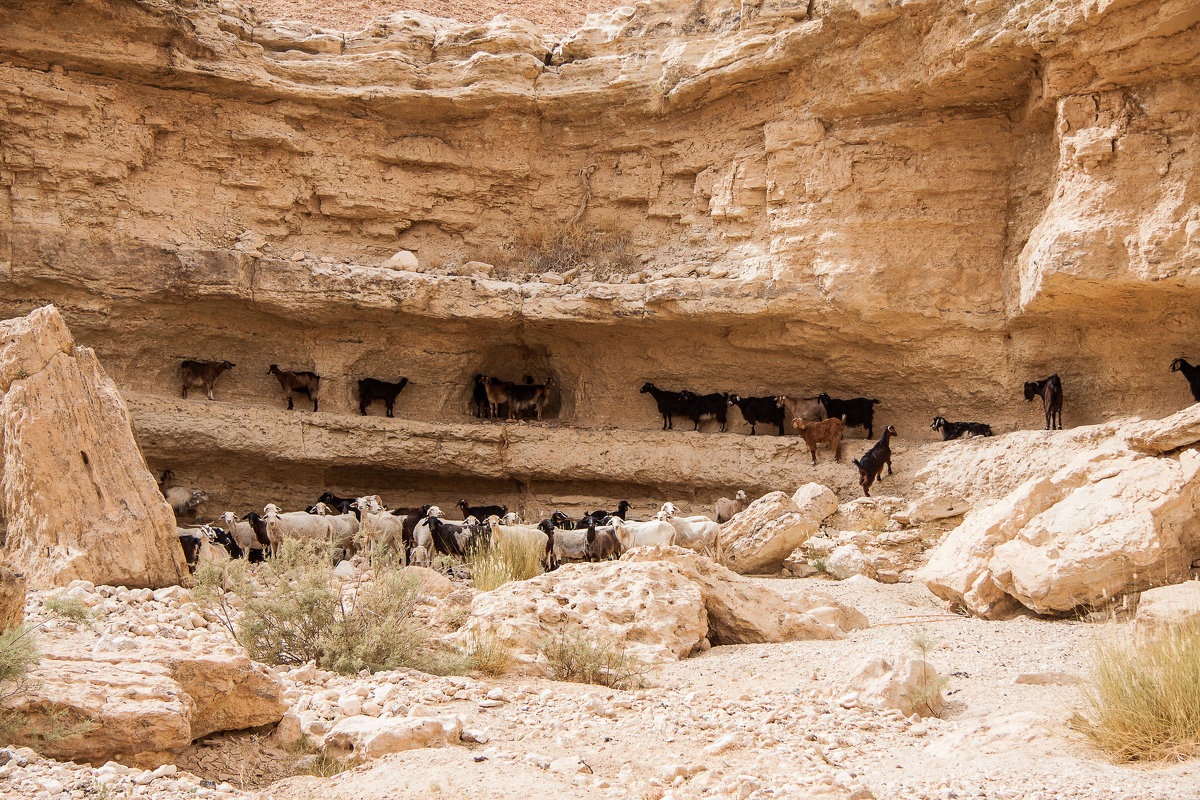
[622,546,867,643]
[842,656,945,718]
[3,659,194,767]
[721,485,837,574]
[44,639,287,739]
[1134,581,1200,635]
[383,250,419,270]
[825,544,874,580]
[920,447,1200,618]
[0,306,187,589]
[323,715,462,761]
[0,563,25,631]
[455,560,708,669]
[402,565,454,598]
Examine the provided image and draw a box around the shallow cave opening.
[465,343,569,422]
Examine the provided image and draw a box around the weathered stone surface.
[825,544,873,581]
[456,560,708,668]
[402,565,454,598]
[721,486,837,574]
[842,656,946,718]
[2,659,194,767]
[1126,404,1200,455]
[42,639,287,739]
[323,715,463,761]
[0,562,25,632]
[0,307,187,589]
[1135,582,1200,636]
[621,545,867,644]
[919,447,1200,618]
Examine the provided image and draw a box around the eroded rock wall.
[1,0,1198,510]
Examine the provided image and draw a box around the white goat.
[263,503,356,555]
[612,518,676,550]
[218,511,260,556]
[658,503,721,561]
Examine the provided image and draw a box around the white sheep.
[612,518,676,550]
[658,503,721,560]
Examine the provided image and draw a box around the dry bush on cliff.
[485,220,637,278]
[1072,620,1200,762]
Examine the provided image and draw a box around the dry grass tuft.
[468,537,544,592]
[1072,619,1200,762]
[461,631,514,676]
[484,220,637,278]
[538,629,645,690]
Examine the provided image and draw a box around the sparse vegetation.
[302,752,351,778]
[538,629,646,690]
[1072,620,1200,762]
[192,540,472,676]
[810,557,828,575]
[46,595,93,625]
[468,537,544,592]
[461,631,514,676]
[484,220,638,278]
[0,626,94,745]
[909,629,950,718]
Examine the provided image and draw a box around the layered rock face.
[0,306,188,589]
[1,0,1198,509]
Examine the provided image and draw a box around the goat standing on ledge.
[269,364,320,411]
[1170,358,1200,403]
[1023,374,1062,430]
[853,425,897,497]
[180,359,234,400]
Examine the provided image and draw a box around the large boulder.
[323,715,463,761]
[2,659,194,767]
[721,485,837,574]
[0,562,25,631]
[919,446,1200,618]
[455,560,708,669]
[64,640,288,739]
[0,306,187,589]
[621,545,867,643]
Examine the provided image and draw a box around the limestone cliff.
[0,0,1197,512]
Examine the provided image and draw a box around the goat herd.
[169,480,736,578]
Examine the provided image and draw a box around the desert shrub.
[193,540,468,676]
[461,631,514,676]
[0,626,77,745]
[1071,620,1200,761]
[0,626,38,700]
[538,630,645,690]
[909,630,950,718]
[468,537,544,592]
[45,596,92,625]
[486,220,637,278]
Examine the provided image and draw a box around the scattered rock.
[383,250,419,270]
[842,656,946,718]
[323,715,462,761]
[1013,671,1082,686]
[403,566,453,598]
[826,544,874,580]
[1134,581,1200,635]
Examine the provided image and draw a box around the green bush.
[538,630,645,690]
[46,596,92,625]
[1072,619,1200,761]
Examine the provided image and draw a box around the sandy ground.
[250,0,622,32]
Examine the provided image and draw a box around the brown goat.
[795,416,845,465]
[269,364,320,411]
[585,523,623,562]
[181,360,235,400]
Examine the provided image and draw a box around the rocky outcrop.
[2,0,1199,512]
[3,659,194,767]
[621,545,867,643]
[0,563,25,631]
[0,307,187,589]
[721,485,838,574]
[457,560,709,669]
[919,417,1200,618]
[323,715,463,761]
[1134,582,1200,636]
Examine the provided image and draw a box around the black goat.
[853,425,897,498]
[210,527,243,559]
[243,512,275,556]
[641,383,690,430]
[180,360,234,401]
[685,391,729,432]
[537,518,560,569]
[458,499,507,520]
[584,500,630,523]
[728,394,786,435]
[1170,359,1200,403]
[550,510,582,530]
[930,417,993,441]
[1023,374,1063,430]
[472,374,491,418]
[817,394,880,438]
[359,377,409,417]
[425,517,467,558]
[269,365,320,411]
[315,491,355,514]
